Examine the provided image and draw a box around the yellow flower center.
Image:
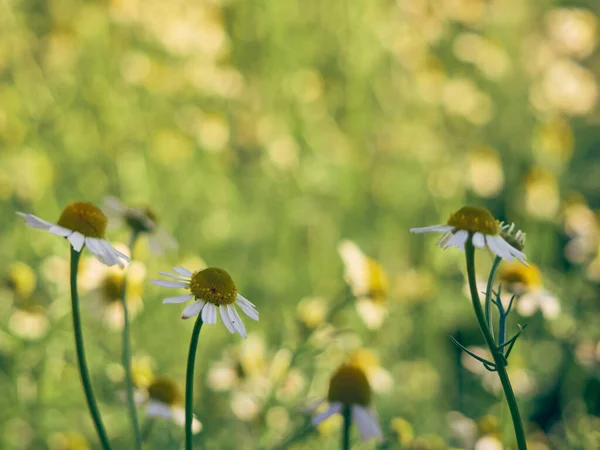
[446,206,499,235]
[366,258,388,303]
[328,364,371,407]
[125,206,158,233]
[101,272,124,303]
[148,376,183,406]
[189,267,237,306]
[57,202,107,238]
[499,262,542,292]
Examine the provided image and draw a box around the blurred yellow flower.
[296,296,328,329]
[8,305,49,340]
[467,146,505,198]
[524,168,560,219]
[81,257,145,330]
[391,417,414,446]
[541,59,597,115]
[311,364,383,442]
[532,117,574,170]
[338,240,388,328]
[48,432,90,450]
[139,375,202,433]
[5,261,36,299]
[348,349,393,394]
[546,8,598,59]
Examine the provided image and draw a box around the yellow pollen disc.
[446,206,499,235]
[147,376,183,406]
[101,272,124,304]
[57,202,107,238]
[499,262,542,291]
[366,258,388,303]
[327,364,371,407]
[189,267,237,306]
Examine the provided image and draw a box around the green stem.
[465,241,527,450]
[141,419,155,443]
[341,406,352,450]
[121,231,142,450]
[69,247,112,450]
[484,256,502,337]
[185,314,204,450]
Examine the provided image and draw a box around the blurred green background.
[1,0,599,448]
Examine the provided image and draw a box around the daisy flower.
[338,241,388,329]
[103,196,177,254]
[410,206,527,263]
[498,261,560,319]
[80,257,146,330]
[311,364,383,442]
[17,202,130,268]
[151,266,259,339]
[139,376,202,433]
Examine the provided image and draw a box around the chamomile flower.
[498,261,560,319]
[311,364,383,442]
[103,196,177,254]
[151,266,259,339]
[338,241,388,329]
[138,376,202,433]
[80,257,146,330]
[17,202,130,268]
[410,206,527,263]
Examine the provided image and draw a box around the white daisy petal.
[352,406,383,441]
[311,403,343,426]
[172,267,193,277]
[236,295,259,321]
[410,225,455,234]
[472,232,485,248]
[151,280,190,289]
[443,230,468,250]
[172,407,202,433]
[228,305,247,339]
[162,294,194,304]
[103,196,127,215]
[146,400,173,419]
[16,213,54,230]
[486,235,513,261]
[202,303,217,324]
[88,239,118,266]
[181,301,205,319]
[236,294,256,308]
[48,224,72,237]
[220,306,236,333]
[158,271,189,281]
[67,232,86,252]
[496,236,527,263]
[100,240,129,267]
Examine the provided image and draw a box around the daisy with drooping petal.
[103,196,177,254]
[311,364,383,442]
[137,376,202,434]
[410,206,527,263]
[498,261,560,319]
[151,266,258,339]
[17,202,130,268]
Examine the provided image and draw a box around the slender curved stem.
[341,406,351,450]
[121,231,142,450]
[484,256,502,337]
[69,247,112,450]
[185,314,204,450]
[140,418,155,443]
[465,241,527,450]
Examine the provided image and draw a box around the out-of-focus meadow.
[1,0,600,448]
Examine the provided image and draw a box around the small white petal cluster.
[17,213,129,267]
[151,267,259,339]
